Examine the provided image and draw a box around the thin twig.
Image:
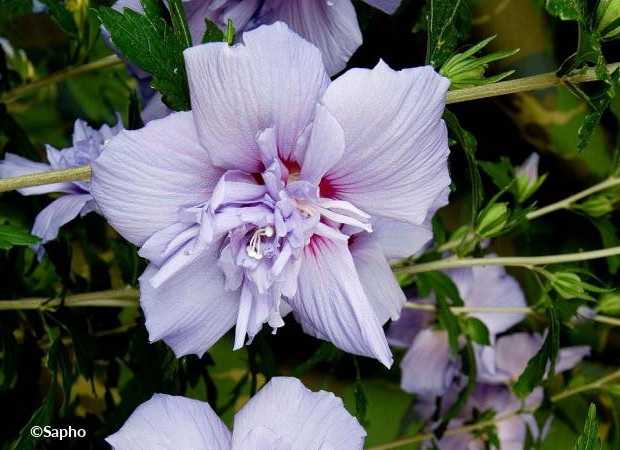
[394,245,620,275]
[0,55,124,104]
[0,288,139,311]
[526,177,620,220]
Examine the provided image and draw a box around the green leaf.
[436,293,461,355]
[464,317,490,345]
[47,327,75,413]
[202,18,224,43]
[479,157,514,191]
[168,0,192,49]
[98,1,190,111]
[574,404,602,450]
[444,109,483,224]
[39,0,78,38]
[513,305,560,398]
[426,0,471,68]
[127,89,144,130]
[14,382,57,450]
[0,224,40,250]
[545,0,588,24]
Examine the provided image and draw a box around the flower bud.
[596,0,620,41]
[476,203,510,238]
[515,153,546,202]
[550,272,587,300]
[572,192,617,218]
[597,292,620,315]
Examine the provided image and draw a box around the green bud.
[596,0,620,41]
[597,292,620,315]
[476,203,510,238]
[439,36,519,90]
[550,272,590,300]
[572,192,617,218]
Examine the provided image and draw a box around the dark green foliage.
[575,404,602,450]
[98,0,191,110]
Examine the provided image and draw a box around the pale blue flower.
[107,377,366,450]
[0,118,122,258]
[91,23,451,366]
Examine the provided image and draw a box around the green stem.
[394,245,620,275]
[0,55,123,104]
[0,288,139,310]
[445,62,620,104]
[526,177,620,220]
[404,302,620,327]
[550,369,620,402]
[0,165,91,193]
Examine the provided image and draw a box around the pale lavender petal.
[260,0,362,75]
[185,0,261,44]
[516,152,540,180]
[91,111,222,247]
[184,22,330,171]
[555,345,590,372]
[488,333,542,383]
[232,377,365,450]
[362,0,401,14]
[106,393,231,450]
[139,239,239,357]
[452,264,526,335]
[386,307,432,348]
[400,329,457,396]
[321,62,450,225]
[349,232,406,324]
[291,236,393,367]
[0,153,74,195]
[372,185,449,259]
[298,103,345,185]
[31,194,93,245]
[141,92,172,123]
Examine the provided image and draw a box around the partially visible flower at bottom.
[106,377,366,450]
[0,117,123,259]
[413,332,590,449]
[388,262,527,396]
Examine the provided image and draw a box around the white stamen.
[246,225,275,260]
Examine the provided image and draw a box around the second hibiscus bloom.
[91,22,450,366]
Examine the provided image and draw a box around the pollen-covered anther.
[246,225,275,260]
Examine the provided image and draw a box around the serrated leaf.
[0,224,40,249]
[479,157,515,191]
[426,0,471,68]
[574,404,602,450]
[168,0,192,49]
[513,305,560,398]
[202,18,224,43]
[98,2,190,111]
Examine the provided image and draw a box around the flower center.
[246,225,275,260]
